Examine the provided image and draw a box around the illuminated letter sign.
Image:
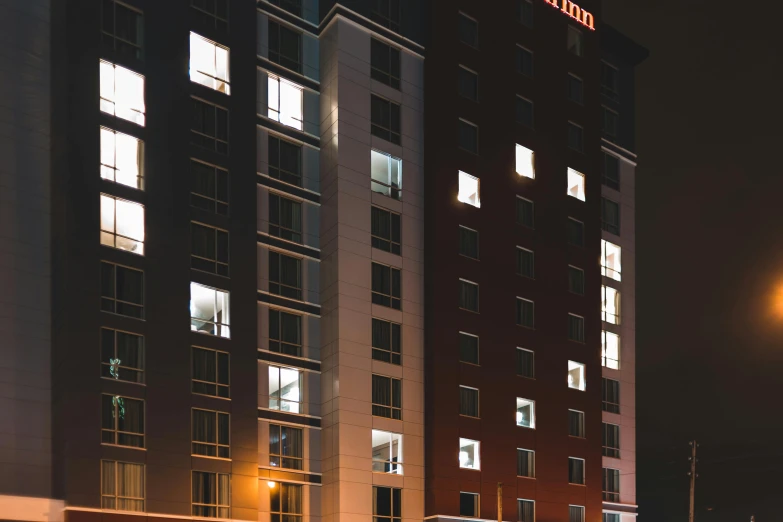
[544,0,595,30]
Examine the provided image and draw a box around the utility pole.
[688,441,698,522]
[497,482,503,522]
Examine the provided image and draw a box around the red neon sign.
[544,0,595,30]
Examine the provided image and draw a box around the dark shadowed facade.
[0,1,644,522]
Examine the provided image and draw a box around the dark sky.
[603,0,783,520]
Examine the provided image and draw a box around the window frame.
[191,221,229,277]
[516,45,534,77]
[192,346,230,399]
[268,365,304,413]
[458,118,479,154]
[459,385,480,418]
[601,197,621,235]
[101,394,145,448]
[516,96,534,128]
[191,408,230,459]
[373,486,402,522]
[101,328,145,384]
[268,20,302,74]
[567,73,584,105]
[516,196,534,228]
[458,225,479,260]
[602,377,620,413]
[372,318,402,365]
[602,152,621,190]
[568,313,585,343]
[371,262,402,310]
[602,285,621,325]
[100,193,145,255]
[189,32,230,94]
[370,0,401,32]
[568,409,585,438]
[191,471,230,518]
[458,171,480,208]
[370,94,401,145]
[458,65,479,102]
[516,297,534,329]
[567,168,586,201]
[570,505,586,522]
[458,438,481,470]
[516,347,534,379]
[567,26,584,56]
[371,429,403,474]
[601,239,622,281]
[101,0,144,60]
[371,38,401,90]
[568,457,586,485]
[269,423,304,470]
[269,482,303,522]
[191,0,229,32]
[100,59,146,126]
[190,282,231,338]
[372,374,402,420]
[269,192,304,244]
[567,217,585,247]
[459,492,479,518]
[191,97,229,154]
[568,265,585,295]
[458,12,479,48]
[101,460,145,512]
[371,149,403,200]
[568,360,586,391]
[269,308,303,356]
[516,247,535,279]
[602,422,621,459]
[518,0,534,27]
[100,126,144,190]
[459,331,479,365]
[269,250,303,301]
[269,135,302,186]
[602,468,621,502]
[372,206,402,255]
[567,121,584,152]
[458,278,480,313]
[602,106,619,138]
[517,449,535,478]
[101,261,144,319]
[191,159,229,215]
[268,74,304,130]
[602,330,621,370]
[516,398,536,429]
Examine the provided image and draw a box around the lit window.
[458,438,480,469]
[270,424,303,470]
[101,460,145,512]
[601,240,622,281]
[192,471,230,518]
[460,492,479,518]
[100,127,144,190]
[101,394,144,448]
[458,171,480,207]
[100,194,145,255]
[568,458,585,485]
[517,449,534,478]
[602,285,620,324]
[567,168,586,201]
[100,60,145,126]
[568,361,586,391]
[569,409,585,437]
[516,398,535,428]
[516,144,535,179]
[372,429,402,474]
[371,150,402,200]
[192,346,230,398]
[190,282,230,338]
[268,75,303,130]
[570,506,585,522]
[190,32,230,94]
[269,366,302,413]
[101,328,144,383]
[602,331,620,369]
[192,409,230,458]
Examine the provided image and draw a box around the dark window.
[458,13,478,48]
[191,0,228,32]
[192,346,230,398]
[372,206,401,255]
[458,119,478,154]
[192,409,230,458]
[269,252,302,300]
[458,67,478,101]
[269,309,302,356]
[517,449,534,477]
[371,263,401,309]
[516,298,534,328]
[517,248,534,278]
[601,197,621,235]
[372,374,401,420]
[373,486,401,522]
[269,0,302,17]
[601,62,619,98]
[269,21,301,73]
[459,493,479,518]
[518,0,533,27]
[567,218,584,246]
[516,46,533,77]
[604,514,620,522]
[371,95,401,145]
[191,223,229,276]
[459,280,479,312]
[101,328,144,383]
[602,153,620,190]
[519,499,535,522]
[191,98,228,154]
[459,386,479,417]
[516,348,534,378]
[269,194,303,243]
[101,262,144,319]
[569,410,585,438]
[370,0,401,32]
[459,226,479,259]
[269,483,302,521]
[102,0,143,59]
[191,160,229,215]
[459,332,479,364]
[269,424,303,470]
[568,314,585,342]
[269,136,302,186]
[371,39,401,90]
[567,26,583,56]
[569,458,585,484]
[192,471,230,518]
[567,122,583,152]
[372,318,401,365]
[603,423,621,459]
[570,506,585,522]
[516,96,534,127]
[602,378,620,413]
[568,74,583,104]
[569,266,585,295]
[101,394,144,447]
[603,107,619,138]
[516,197,534,228]
[603,468,620,501]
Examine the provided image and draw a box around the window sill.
[100,376,145,386]
[516,425,535,430]
[101,443,146,451]
[459,414,480,419]
[516,475,536,480]
[191,454,232,462]
[458,307,480,314]
[193,392,231,401]
[459,361,480,367]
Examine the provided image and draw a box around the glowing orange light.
[268,481,277,488]
[771,282,783,319]
[543,0,596,30]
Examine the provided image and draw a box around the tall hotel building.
[0,1,646,522]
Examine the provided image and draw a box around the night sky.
[603,0,783,520]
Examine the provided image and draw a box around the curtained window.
[102,395,144,448]
[192,409,230,458]
[568,266,585,295]
[371,263,401,309]
[569,410,585,438]
[568,314,585,342]
[459,332,479,364]
[569,458,585,485]
[516,348,534,378]
[269,252,302,300]
[516,298,534,328]
[269,194,303,244]
[101,328,144,383]
[101,460,144,512]
[192,346,230,398]
[101,262,144,319]
[269,309,302,356]
[268,136,302,186]
[459,279,479,312]
[568,217,584,246]
[602,378,620,413]
[517,449,535,478]
[192,471,230,518]
[603,423,621,458]
[270,482,302,522]
[372,374,402,420]
[372,318,401,365]
[603,468,621,502]
[270,424,303,470]
[458,226,479,259]
[570,505,585,522]
[518,499,535,522]
[516,197,534,228]
[372,207,402,255]
[459,386,479,418]
[517,247,534,278]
